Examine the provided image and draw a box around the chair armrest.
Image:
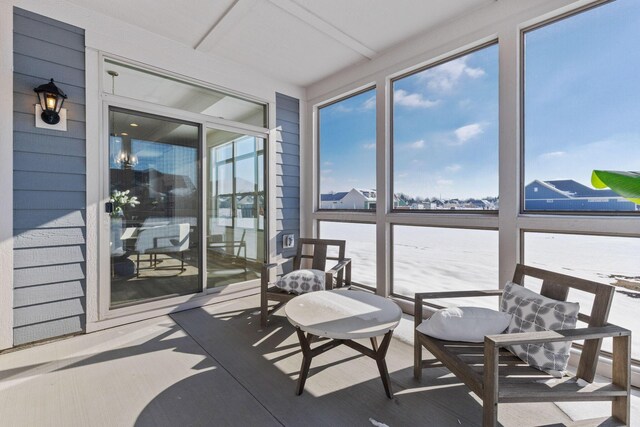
[261,256,296,289]
[484,324,631,348]
[415,289,504,301]
[325,258,351,289]
[326,258,351,276]
[262,256,295,271]
[415,289,504,330]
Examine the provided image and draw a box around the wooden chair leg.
[414,333,422,381]
[260,300,268,327]
[612,334,631,424]
[483,341,499,427]
[136,253,140,278]
[345,262,351,287]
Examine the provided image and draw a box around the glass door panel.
[109,108,201,307]
[207,129,264,288]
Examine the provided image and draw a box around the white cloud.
[421,57,485,92]
[454,123,483,144]
[458,99,472,108]
[397,172,409,178]
[436,179,453,186]
[408,139,425,149]
[362,95,376,110]
[323,161,334,166]
[321,169,333,175]
[362,143,376,150]
[539,151,565,159]
[445,164,461,173]
[394,89,440,108]
[332,104,352,113]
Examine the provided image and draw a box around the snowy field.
[321,222,640,359]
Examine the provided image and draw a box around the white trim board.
[0,1,14,350]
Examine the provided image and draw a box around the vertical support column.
[497,24,520,287]
[85,48,100,326]
[268,100,278,264]
[299,99,314,239]
[375,79,390,297]
[0,2,14,350]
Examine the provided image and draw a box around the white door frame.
[89,57,272,329]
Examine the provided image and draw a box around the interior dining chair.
[134,223,190,277]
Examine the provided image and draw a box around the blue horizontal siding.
[13,316,84,346]
[14,33,85,70]
[14,227,86,249]
[14,263,85,288]
[14,92,86,122]
[14,111,86,139]
[14,281,85,308]
[14,171,86,191]
[13,8,86,346]
[275,93,300,257]
[14,190,85,210]
[14,245,85,268]
[14,299,85,327]
[14,73,86,104]
[14,7,84,34]
[14,151,86,173]
[13,209,85,229]
[14,54,86,87]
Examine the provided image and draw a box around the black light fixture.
[34,78,67,125]
[114,146,138,169]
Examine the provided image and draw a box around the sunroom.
[0,0,638,425]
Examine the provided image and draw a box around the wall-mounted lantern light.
[34,78,67,125]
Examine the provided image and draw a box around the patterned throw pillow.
[500,281,580,377]
[275,269,325,295]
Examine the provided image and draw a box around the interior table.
[285,289,402,398]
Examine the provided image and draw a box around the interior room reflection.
[206,128,264,288]
[109,109,200,307]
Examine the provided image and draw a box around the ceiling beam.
[268,0,377,60]
[194,0,259,51]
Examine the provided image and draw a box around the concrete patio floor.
[0,294,636,426]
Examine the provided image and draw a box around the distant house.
[320,189,376,209]
[319,191,350,209]
[464,199,491,210]
[525,179,637,211]
[394,194,409,208]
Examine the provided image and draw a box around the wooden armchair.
[414,264,631,426]
[260,238,351,327]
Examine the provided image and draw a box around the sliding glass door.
[206,128,265,288]
[109,108,201,307]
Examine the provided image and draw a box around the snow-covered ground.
[322,222,640,358]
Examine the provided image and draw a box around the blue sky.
[320,0,639,200]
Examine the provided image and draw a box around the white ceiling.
[68,0,494,87]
